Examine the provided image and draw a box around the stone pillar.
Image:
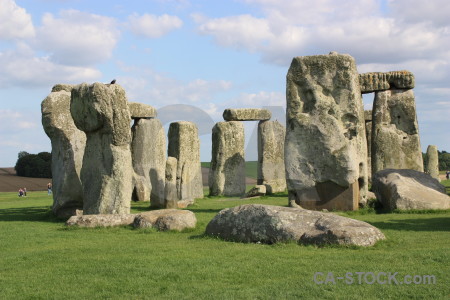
[371,89,423,174]
[131,118,166,207]
[285,52,368,211]
[167,121,203,205]
[71,83,132,215]
[425,145,440,181]
[364,110,373,183]
[257,120,286,194]
[164,157,178,209]
[209,121,245,196]
[41,84,86,218]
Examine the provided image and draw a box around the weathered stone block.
[285,53,368,211]
[128,102,157,118]
[364,110,373,183]
[359,71,415,93]
[209,121,246,196]
[425,145,440,181]
[371,89,423,174]
[42,85,85,218]
[223,108,271,121]
[164,157,178,209]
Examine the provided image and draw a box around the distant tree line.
[14,151,52,178]
[423,150,450,171]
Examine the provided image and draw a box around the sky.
[0,0,449,167]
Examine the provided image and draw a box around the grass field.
[201,161,258,179]
[0,190,449,299]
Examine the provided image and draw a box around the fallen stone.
[205,204,385,246]
[128,102,157,118]
[133,209,197,231]
[223,108,271,121]
[359,71,415,93]
[285,52,368,211]
[245,185,266,198]
[257,120,286,194]
[42,84,86,218]
[209,121,246,196]
[71,82,132,215]
[425,145,440,181]
[372,169,449,211]
[66,214,135,227]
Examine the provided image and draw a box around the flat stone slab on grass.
[223,108,271,121]
[205,204,385,247]
[66,209,196,231]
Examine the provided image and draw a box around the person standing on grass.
[446,171,450,180]
[47,183,52,195]
[23,187,27,197]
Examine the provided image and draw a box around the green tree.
[14,151,52,178]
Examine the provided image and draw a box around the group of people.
[446,171,450,180]
[18,188,27,197]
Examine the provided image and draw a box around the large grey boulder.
[359,71,415,93]
[42,84,86,218]
[372,169,449,211]
[371,89,423,174]
[205,204,385,246]
[131,118,166,206]
[223,108,271,121]
[66,213,135,227]
[425,145,440,181]
[168,121,203,204]
[209,121,246,196]
[285,52,368,211]
[257,120,286,193]
[71,83,132,215]
[128,102,157,118]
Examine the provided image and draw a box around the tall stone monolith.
[285,52,368,211]
[164,157,178,209]
[209,121,246,196]
[425,145,440,181]
[71,83,132,215]
[167,121,203,205]
[371,89,423,174]
[364,110,373,183]
[131,118,166,207]
[42,84,86,218]
[257,120,286,193]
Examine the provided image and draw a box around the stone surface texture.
[131,118,166,206]
[245,185,267,197]
[371,89,423,174]
[128,102,157,118]
[205,204,385,246]
[257,120,286,193]
[209,121,246,196]
[167,121,203,204]
[164,157,178,209]
[285,53,368,211]
[223,108,271,121]
[133,209,197,231]
[71,83,132,215]
[359,71,415,93]
[42,85,86,218]
[364,110,373,183]
[372,169,449,211]
[425,145,440,181]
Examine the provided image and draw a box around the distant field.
[0,168,51,192]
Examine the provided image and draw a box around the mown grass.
[201,161,258,179]
[0,191,449,299]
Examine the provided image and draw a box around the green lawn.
[0,191,449,299]
[202,161,258,179]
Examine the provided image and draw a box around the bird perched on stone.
[110,79,116,84]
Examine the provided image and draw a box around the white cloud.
[36,10,119,66]
[0,0,35,39]
[127,13,183,38]
[388,0,450,27]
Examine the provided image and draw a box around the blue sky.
[0,0,449,166]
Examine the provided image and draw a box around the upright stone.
[71,83,132,215]
[371,89,423,174]
[167,121,203,205]
[42,84,86,218]
[285,52,368,211]
[257,120,286,193]
[164,157,178,209]
[209,121,245,196]
[364,110,373,183]
[131,118,166,207]
[425,145,440,181]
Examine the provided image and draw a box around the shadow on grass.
[0,206,63,223]
[369,217,450,232]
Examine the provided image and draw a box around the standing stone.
[257,120,286,193]
[131,118,166,206]
[164,157,178,209]
[425,145,440,181]
[371,89,423,174]
[71,83,132,215]
[364,110,373,183]
[167,122,203,205]
[285,52,368,211]
[209,121,246,196]
[42,84,86,218]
